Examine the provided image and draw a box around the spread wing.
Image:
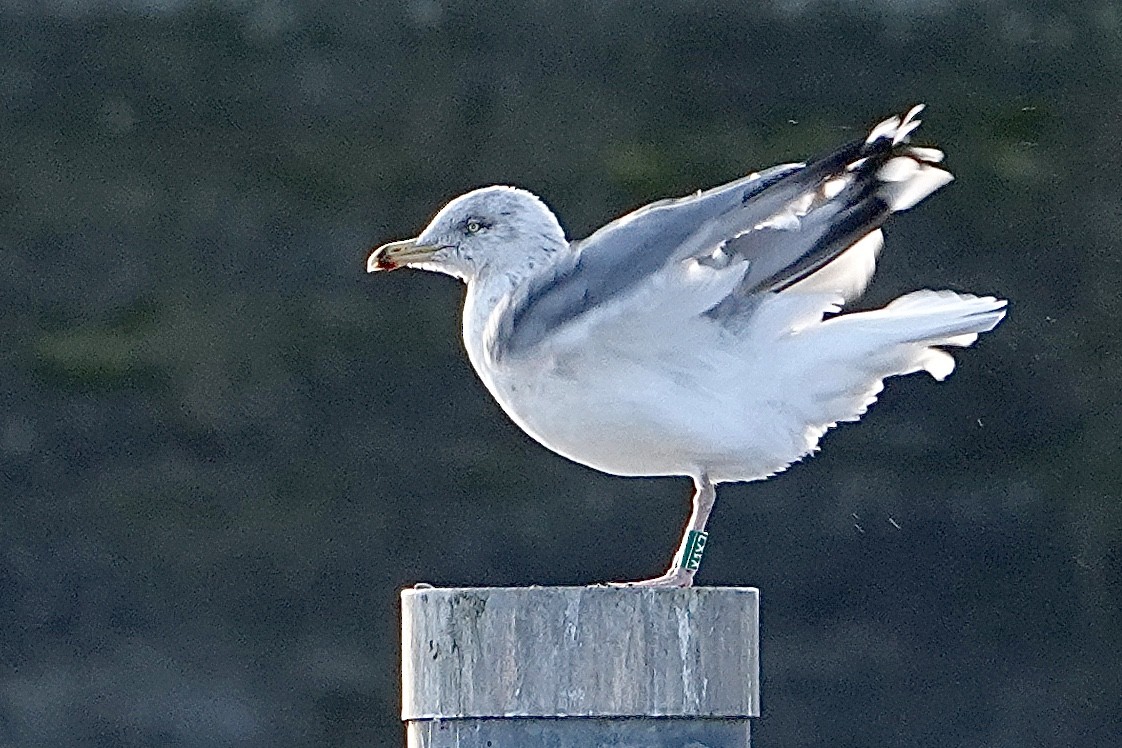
[485,105,952,364]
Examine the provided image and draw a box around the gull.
[367,106,1006,588]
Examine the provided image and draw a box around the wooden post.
[401,586,760,747]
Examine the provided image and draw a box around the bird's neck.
[461,270,519,381]
[460,239,569,377]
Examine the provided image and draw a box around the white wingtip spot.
[907,146,945,163]
[846,157,869,172]
[822,176,849,200]
[878,156,921,182]
[866,105,926,146]
[894,104,925,144]
[881,163,954,211]
[894,119,922,145]
[866,115,901,144]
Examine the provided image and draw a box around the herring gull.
[367,105,1006,587]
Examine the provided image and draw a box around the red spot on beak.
[367,245,398,272]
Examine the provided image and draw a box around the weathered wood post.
[401,586,760,747]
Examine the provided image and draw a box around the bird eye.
[466,220,482,234]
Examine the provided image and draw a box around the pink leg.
[610,475,717,588]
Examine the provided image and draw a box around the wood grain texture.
[401,586,759,720]
[407,716,750,748]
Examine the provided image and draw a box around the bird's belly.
[483,359,745,478]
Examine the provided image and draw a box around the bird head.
[367,186,567,281]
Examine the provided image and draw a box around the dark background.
[2,1,1119,746]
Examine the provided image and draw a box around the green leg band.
[680,530,709,571]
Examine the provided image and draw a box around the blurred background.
[2,0,1119,746]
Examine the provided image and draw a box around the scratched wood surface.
[401,586,759,720]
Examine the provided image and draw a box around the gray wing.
[488,107,950,362]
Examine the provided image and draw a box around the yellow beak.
[367,239,441,272]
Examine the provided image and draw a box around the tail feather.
[766,289,1006,443]
[821,289,1007,382]
[875,289,1007,342]
[720,287,1006,480]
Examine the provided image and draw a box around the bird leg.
[611,475,717,588]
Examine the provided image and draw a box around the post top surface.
[401,584,760,598]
